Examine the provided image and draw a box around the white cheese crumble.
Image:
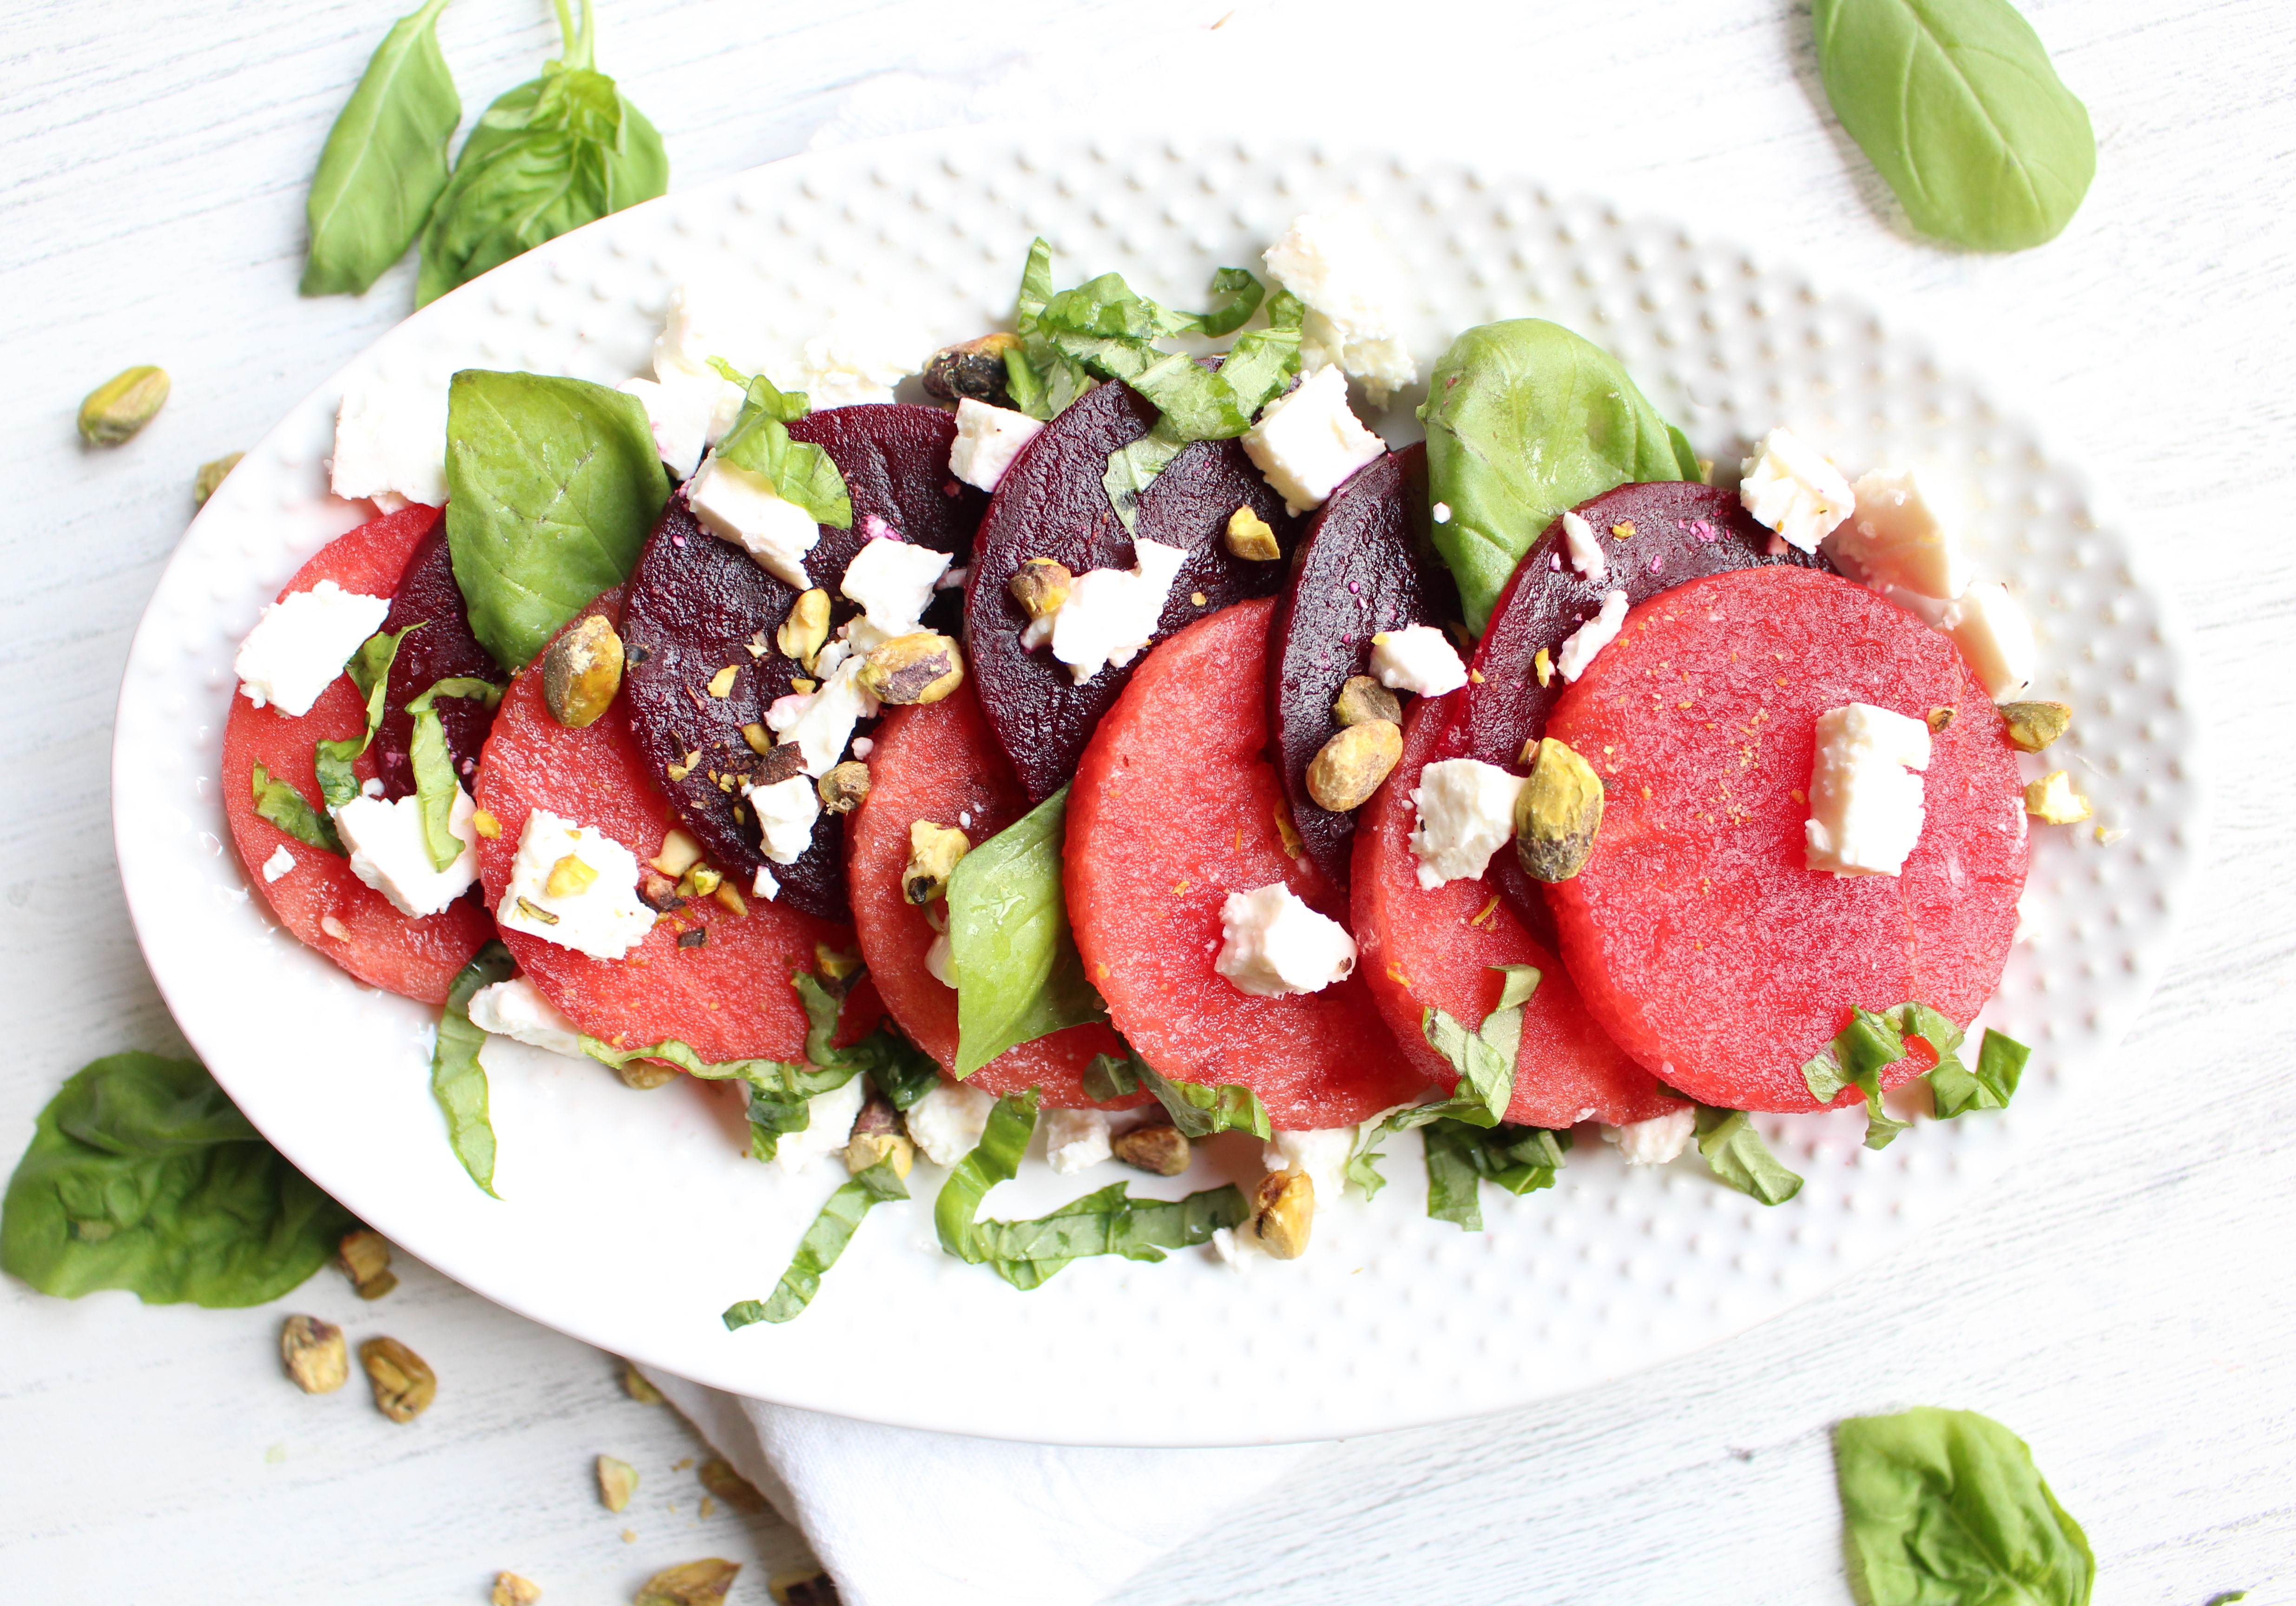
[746,773,821,865]
[1739,428,1855,553]
[333,784,480,917]
[1240,364,1385,515]
[618,374,745,480]
[907,1081,995,1166]
[1044,1108,1113,1175]
[949,398,1045,493]
[234,580,392,717]
[466,976,585,1059]
[330,375,448,510]
[1262,208,1418,405]
[786,312,927,408]
[1949,581,2038,701]
[1561,510,1608,583]
[496,809,655,960]
[924,930,955,988]
[1046,538,1188,684]
[1600,1106,1697,1165]
[775,1076,868,1175]
[1432,501,1452,523]
[1555,589,1630,683]
[652,279,783,386]
[752,864,781,902]
[1805,703,1931,877]
[686,456,822,589]
[840,534,950,639]
[1214,884,1358,998]
[1829,468,1971,600]
[1369,625,1468,696]
[1263,1126,1357,1212]
[765,653,879,776]
[1409,758,1527,890]
[260,846,296,883]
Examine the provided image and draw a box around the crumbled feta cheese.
[949,398,1045,492]
[765,653,878,776]
[234,580,392,717]
[1263,208,1417,404]
[787,312,926,408]
[652,279,783,386]
[330,375,447,510]
[924,930,955,988]
[753,864,780,902]
[333,784,480,917]
[1600,1106,1697,1165]
[840,534,950,638]
[1210,1225,1250,1267]
[1240,364,1385,515]
[261,846,296,883]
[1829,468,1971,600]
[747,773,820,864]
[1044,1108,1113,1175]
[496,809,654,959]
[1949,581,2037,701]
[907,1081,995,1166]
[1554,589,1629,683]
[618,373,746,480]
[1881,586,1962,631]
[1263,1126,1357,1211]
[1432,501,1452,523]
[1805,703,1931,877]
[775,1076,868,1175]
[1048,538,1188,684]
[1561,510,1608,583]
[466,976,585,1058]
[686,456,822,589]
[1214,884,1358,998]
[1409,758,1527,890]
[1368,625,1467,696]
[1739,428,1854,553]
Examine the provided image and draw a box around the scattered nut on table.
[358,1336,436,1423]
[697,1455,768,1514]
[279,1314,348,1394]
[620,1360,664,1405]
[490,1572,542,1606]
[597,1455,639,1513]
[635,1558,741,1606]
[336,1228,398,1299]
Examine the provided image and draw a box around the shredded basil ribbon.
[1802,1003,2031,1145]
[250,762,342,856]
[1348,964,1541,1201]
[724,1159,909,1328]
[313,624,422,809]
[1082,1047,1269,1140]
[431,942,516,1196]
[1422,1122,1572,1231]
[1691,1106,1806,1205]
[404,675,502,871]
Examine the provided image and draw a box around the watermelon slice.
[844,685,1140,1108]
[220,504,493,1005]
[1544,566,2028,1112]
[1066,599,1427,1129]
[374,517,500,799]
[1352,690,1685,1128]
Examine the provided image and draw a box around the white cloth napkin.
[643,1368,1318,1606]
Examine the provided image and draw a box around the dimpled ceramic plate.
[113,127,2203,1447]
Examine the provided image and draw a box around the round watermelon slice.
[220,504,493,1005]
[1352,691,1685,1128]
[1066,599,1426,1130]
[1544,566,2028,1112]
[845,686,1140,1108]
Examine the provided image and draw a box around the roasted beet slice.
[1266,444,1456,889]
[618,404,986,919]
[966,380,1308,803]
[375,517,500,800]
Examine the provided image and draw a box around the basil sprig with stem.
[431,942,517,1197]
[724,1159,909,1328]
[250,762,342,856]
[300,0,461,296]
[405,676,503,871]
[946,785,1106,1078]
[1082,1047,1270,1141]
[313,625,422,809]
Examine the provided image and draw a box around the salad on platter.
[217,204,2083,1325]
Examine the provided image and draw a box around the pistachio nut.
[544,854,597,899]
[78,364,170,446]
[2025,770,2092,825]
[490,1573,543,1606]
[705,664,739,698]
[1253,1168,1314,1259]
[650,829,705,877]
[1533,647,1554,689]
[859,632,965,705]
[1331,674,1401,729]
[714,880,747,917]
[697,1455,769,1514]
[844,1094,915,1179]
[903,821,970,905]
[635,1559,741,1606]
[336,1228,397,1299]
[1999,700,2073,753]
[1514,737,1604,883]
[280,1314,349,1394]
[740,722,774,756]
[542,614,625,728]
[814,941,864,981]
[358,1336,436,1423]
[193,452,242,507]
[620,1360,665,1405]
[776,589,831,668]
[1273,797,1305,859]
[1925,706,1956,734]
[770,1570,838,1606]
[1007,557,1072,622]
[1111,1121,1190,1178]
[1306,719,1403,813]
[615,1060,680,1090]
[923,331,1021,408]
[597,1455,639,1513]
[1224,505,1282,562]
[638,873,685,913]
[817,759,872,814]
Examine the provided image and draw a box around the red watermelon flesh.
[474,589,854,1063]
[845,687,1141,1108]
[1066,599,1427,1129]
[375,516,500,800]
[220,504,493,1005]
[1352,691,1686,1128]
[1544,566,2028,1112]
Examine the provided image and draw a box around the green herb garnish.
[403,675,501,870]
[251,761,342,856]
[1082,1048,1270,1140]
[946,785,1106,1078]
[313,624,422,809]
[724,1159,909,1327]
[430,942,517,1197]
[1348,964,1540,1200]
[1691,1105,1806,1205]
[300,0,461,297]
[710,372,852,529]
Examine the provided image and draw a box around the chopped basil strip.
[707,358,809,422]
[313,624,421,809]
[1691,1105,1805,1205]
[934,1089,1039,1264]
[1804,1001,2011,1145]
[1084,1048,1270,1140]
[250,762,342,856]
[715,373,850,529]
[1931,1026,2030,1119]
[404,677,502,871]
[579,1032,849,1165]
[946,785,1106,1077]
[724,1159,909,1328]
[1350,967,1542,1198]
[1101,421,1187,531]
[431,941,516,1197]
[789,969,940,1112]
[1802,1006,1915,1148]
[1419,1120,1569,1231]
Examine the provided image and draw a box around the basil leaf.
[1834,1407,2094,1606]
[724,1159,909,1328]
[1102,422,1188,533]
[1419,1119,1569,1231]
[1421,319,1690,633]
[578,1029,857,1163]
[788,969,940,1112]
[0,1052,357,1307]
[1188,266,1266,339]
[713,385,852,531]
[934,1089,1039,1264]
[444,369,669,671]
[1692,1105,1805,1205]
[1352,967,1544,1196]
[1812,0,2096,252]
[1086,1049,1270,1141]
[300,0,460,296]
[1802,1006,1913,1148]
[1931,1027,2030,1118]
[974,1179,1249,1290]
[313,625,422,809]
[947,785,1106,1077]
[250,762,343,856]
[1214,288,1307,418]
[1482,1125,1571,1195]
[709,362,809,423]
[402,676,500,871]
[432,942,516,1197]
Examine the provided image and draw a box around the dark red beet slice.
[1066,599,1426,1129]
[375,516,500,800]
[1352,691,1684,1128]
[966,380,1307,803]
[1266,444,1457,889]
[474,588,856,1062]
[221,505,493,1005]
[619,404,986,920]
[845,686,1144,1109]
[1545,566,2027,1112]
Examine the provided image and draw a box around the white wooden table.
[4,0,2292,1600]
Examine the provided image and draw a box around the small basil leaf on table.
[251,761,343,855]
[724,1159,910,1328]
[432,942,517,1196]
[1812,0,2096,252]
[300,0,461,297]
[313,624,423,809]
[946,785,1106,1077]
[0,1052,356,1306]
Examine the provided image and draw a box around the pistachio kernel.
[903,821,970,905]
[541,614,625,728]
[677,927,708,949]
[1331,674,1402,728]
[814,941,864,981]
[490,1573,543,1606]
[336,1228,396,1299]
[705,664,739,698]
[544,854,597,899]
[514,895,559,927]
[280,1314,349,1394]
[859,632,965,706]
[358,1336,436,1423]
[845,1095,916,1180]
[1273,798,1305,859]
[1926,706,1956,734]
[770,1569,839,1606]
[471,808,502,840]
[649,829,705,877]
[698,1455,769,1514]
[2025,770,2092,825]
[789,676,817,695]
[1224,505,1282,562]
[2000,700,2073,753]
[817,759,872,814]
[615,1059,680,1090]
[1111,1121,1190,1178]
[679,865,724,900]
[1514,737,1605,883]
[1306,718,1403,813]
[1007,557,1072,622]
[634,1559,741,1606]
[1253,1169,1315,1259]
[638,874,684,913]
[193,452,243,507]
[1533,647,1554,689]
[621,1360,665,1404]
[776,589,831,668]
[597,1455,640,1513]
[740,722,774,756]
[714,881,747,917]
[922,331,1021,408]
[78,364,170,446]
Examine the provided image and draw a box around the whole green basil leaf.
[1421,319,1690,632]
[724,1159,909,1328]
[444,369,668,671]
[946,785,1106,1077]
[431,943,517,1197]
[300,0,461,297]
[1813,0,2095,252]
[1,1053,356,1306]
[1834,1407,2094,1606]
[251,761,343,856]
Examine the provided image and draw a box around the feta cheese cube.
[773,1075,868,1174]
[1263,1126,1358,1212]
[1044,1108,1113,1175]
[1408,758,1527,890]
[1949,581,2038,701]
[1049,538,1188,684]
[1739,428,1854,553]
[764,653,878,776]
[1263,208,1417,405]
[907,1081,995,1166]
[1804,703,1932,877]
[1829,468,1972,600]
[752,863,781,902]
[840,534,950,638]
[1240,364,1385,515]
[652,280,782,386]
[618,373,746,480]
[1214,884,1358,998]
[1554,589,1629,683]
[333,784,480,917]
[330,375,448,510]
[496,809,654,959]
[1600,1106,1696,1165]
[949,398,1046,492]
[466,976,585,1058]
[788,312,926,408]
[1561,510,1607,583]
[686,456,823,589]
[747,773,821,865]
[261,846,296,883]
[234,580,391,717]
[924,930,955,988]
[1368,624,1467,696]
